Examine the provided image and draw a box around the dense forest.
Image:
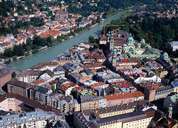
[67,0,156,16]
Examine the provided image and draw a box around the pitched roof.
[32,79,45,85]
[97,108,155,124]
[7,80,32,89]
[104,91,144,101]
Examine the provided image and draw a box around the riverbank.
[3,9,125,65]
[2,20,99,64]
[8,9,131,70]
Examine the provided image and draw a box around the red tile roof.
[60,82,76,92]
[105,91,144,101]
[90,82,107,89]
[141,82,160,90]
[40,30,60,38]
[32,79,45,85]
[111,81,131,88]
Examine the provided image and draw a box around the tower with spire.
[107,31,117,66]
[61,0,66,12]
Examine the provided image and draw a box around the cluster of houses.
[0,28,178,127]
[0,4,101,54]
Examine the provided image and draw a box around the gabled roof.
[7,80,32,89]
[38,70,54,78]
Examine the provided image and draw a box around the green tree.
[30,17,44,27]
[13,45,25,56]
[33,36,46,47]
[88,36,99,48]
[24,38,33,51]
[89,36,95,44]
[3,48,13,57]
[46,36,53,47]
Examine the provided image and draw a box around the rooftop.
[0,111,57,127]
[7,80,32,89]
[97,108,155,125]
[104,91,144,101]
[98,101,143,114]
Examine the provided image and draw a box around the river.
[8,10,127,70]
